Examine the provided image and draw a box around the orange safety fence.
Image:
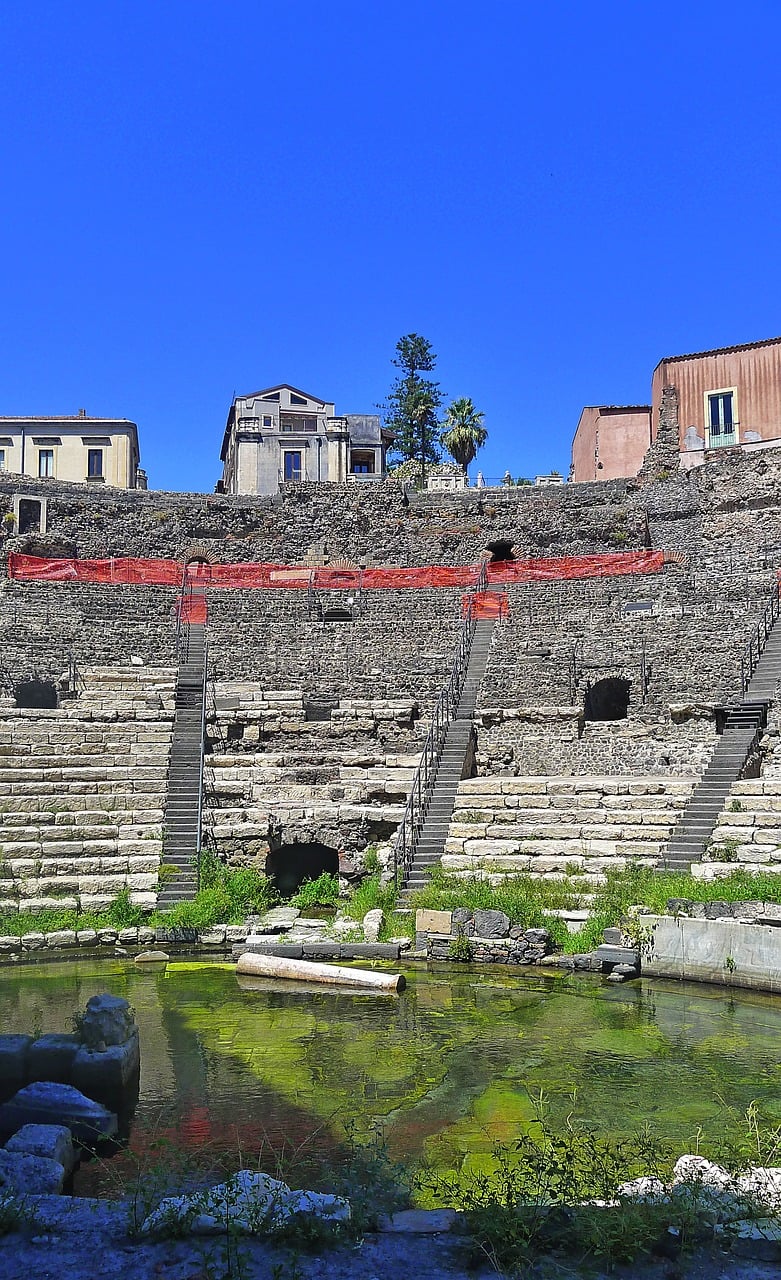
[176,594,208,623]
[463,591,510,618]
[486,551,666,583]
[7,549,667,590]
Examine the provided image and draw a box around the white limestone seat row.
[0,672,174,912]
[443,776,695,878]
[701,779,781,877]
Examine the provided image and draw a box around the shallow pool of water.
[2,958,780,1195]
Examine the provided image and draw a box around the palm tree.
[441,398,487,476]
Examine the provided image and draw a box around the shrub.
[343,875,397,925]
[290,872,340,909]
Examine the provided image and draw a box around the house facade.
[0,412,141,488]
[219,385,392,495]
[571,336,781,482]
[571,405,652,483]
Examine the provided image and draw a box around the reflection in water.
[2,959,781,1196]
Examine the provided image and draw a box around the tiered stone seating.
[0,668,174,913]
[204,587,464,711]
[442,776,695,880]
[701,779,781,877]
[480,568,777,713]
[204,683,421,856]
[0,581,179,674]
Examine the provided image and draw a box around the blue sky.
[1,1,780,491]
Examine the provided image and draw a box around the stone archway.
[583,677,631,721]
[265,842,339,896]
[485,539,516,563]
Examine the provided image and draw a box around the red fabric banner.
[7,549,667,590]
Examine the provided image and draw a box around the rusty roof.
[656,335,781,366]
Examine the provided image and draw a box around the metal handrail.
[194,638,208,886]
[740,580,781,693]
[393,599,477,889]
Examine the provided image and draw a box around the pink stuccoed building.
[571,335,781,482]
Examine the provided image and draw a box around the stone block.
[27,1033,80,1083]
[71,1032,140,1099]
[6,1123,76,1175]
[472,909,510,939]
[45,930,78,949]
[0,1148,66,1195]
[80,994,135,1048]
[415,908,453,935]
[0,1082,118,1146]
[339,943,401,960]
[0,1034,32,1094]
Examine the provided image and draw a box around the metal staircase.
[665,583,780,871]
[395,606,496,899]
[157,587,207,907]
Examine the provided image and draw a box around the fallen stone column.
[236,951,405,992]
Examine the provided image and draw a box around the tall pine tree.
[385,334,443,479]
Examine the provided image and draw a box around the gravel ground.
[0,1197,778,1280]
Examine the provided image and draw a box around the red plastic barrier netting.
[7,550,666,589]
[486,551,666,583]
[176,594,208,623]
[463,592,509,618]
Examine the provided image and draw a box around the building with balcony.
[571,336,781,482]
[0,411,142,488]
[219,385,393,495]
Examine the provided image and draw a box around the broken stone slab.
[6,1123,76,1175]
[0,1082,118,1146]
[592,944,640,966]
[140,1169,350,1236]
[301,942,341,960]
[232,943,303,960]
[80,994,135,1049]
[0,1147,66,1195]
[27,1034,81,1083]
[256,907,300,932]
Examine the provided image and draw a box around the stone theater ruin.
[2,398,781,934]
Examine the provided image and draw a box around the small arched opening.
[485,540,515,563]
[265,842,339,897]
[14,678,59,709]
[584,677,630,722]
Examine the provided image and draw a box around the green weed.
[290,873,340,909]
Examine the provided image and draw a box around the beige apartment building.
[0,411,142,488]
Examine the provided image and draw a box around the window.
[281,415,317,433]
[38,449,54,478]
[87,448,104,479]
[290,394,308,406]
[705,388,738,448]
[350,450,375,474]
[283,451,302,483]
[0,450,5,473]
[262,415,273,428]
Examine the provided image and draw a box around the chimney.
[78,408,87,418]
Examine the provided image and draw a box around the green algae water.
[2,958,781,1196]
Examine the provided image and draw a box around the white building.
[219,385,393,495]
